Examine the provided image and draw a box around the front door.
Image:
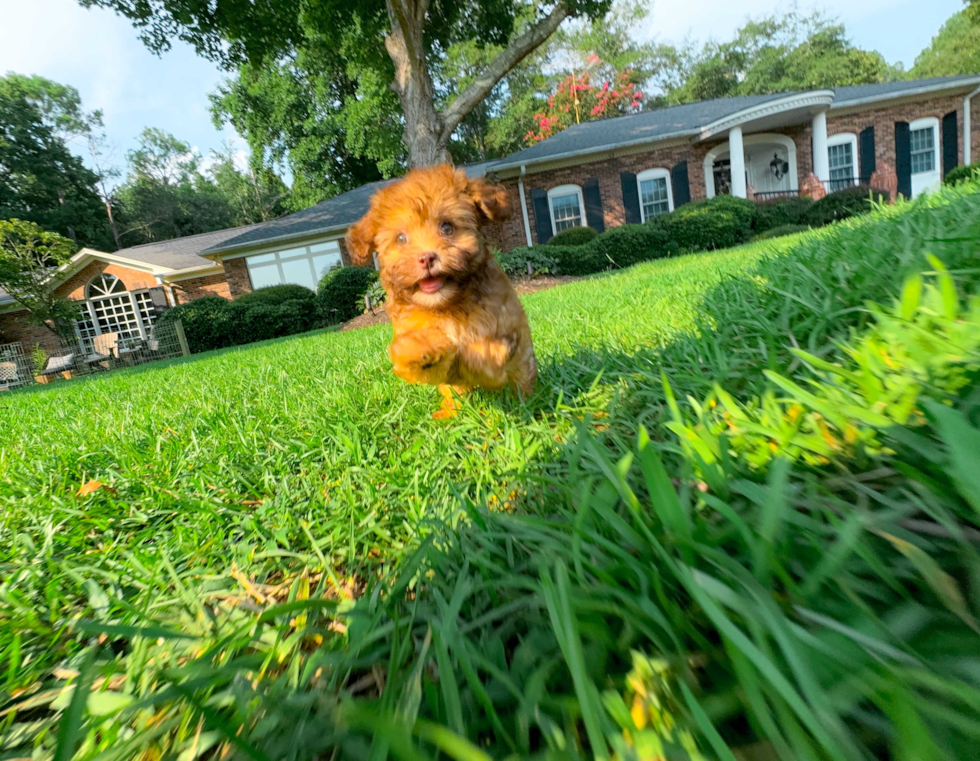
[712,159,732,196]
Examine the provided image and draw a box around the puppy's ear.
[345,209,378,266]
[467,178,512,223]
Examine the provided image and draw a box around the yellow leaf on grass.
[77,480,114,497]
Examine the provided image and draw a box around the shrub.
[943,162,980,185]
[495,246,560,277]
[235,284,315,306]
[550,244,607,276]
[804,185,886,226]
[753,196,814,232]
[156,296,232,353]
[363,277,387,313]
[545,225,599,247]
[657,194,757,253]
[750,223,810,241]
[588,223,670,268]
[219,300,315,345]
[317,266,378,324]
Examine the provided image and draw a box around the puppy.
[345,164,537,418]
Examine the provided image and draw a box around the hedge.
[545,225,599,247]
[317,266,379,324]
[156,297,233,353]
[234,284,315,306]
[804,185,886,226]
[753,196,814,232]
[751,223,810,241]
[495,247,560,277]
[944,163,980,185]
[653,195,757,254]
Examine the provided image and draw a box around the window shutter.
[671,162,691,207]
[942,111,959,178]
[895,121,912,198]
[859,126,876,184]
[582,178,605,232]
[620,172,642,224]
[530,188,553,244]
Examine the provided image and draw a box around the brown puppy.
[346,164,536,418]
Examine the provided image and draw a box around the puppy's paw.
[431,407,458,420]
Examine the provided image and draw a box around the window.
[86,273,127,298]
[636,169,673,221]
[547,185,585,233]
[910,124,936,175]
[244,240,343,292]
[827,133,857,192]
[73,274,165,352]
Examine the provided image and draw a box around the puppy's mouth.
[417,276,445,294]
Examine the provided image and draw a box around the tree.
[654,11,900,106]
[911,11,980,78]
[80,0,613,166]
[208,145,289,223]
[524,59,643,144]
[0,220,79,345]
[0,75,113,250]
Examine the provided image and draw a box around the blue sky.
[0,0,965,186]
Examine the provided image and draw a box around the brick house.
[2,75,978,352]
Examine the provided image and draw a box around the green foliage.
[589,222,670,267]
[0,220,79,345]
[0,74,112,249]
[752,196,814,232]
[29,343,47,376]
[804,185,887,226]
[911,10,980,77]
[751,223,810,241]
[317,266,379,324]
[656,194,757,253]
[545,225,600,246]
[155,296,233,353]
[495,245,561,276]
[5,184,980,758]
[944,162,980,185]
[363,276,387,313]
[235,283,315,306]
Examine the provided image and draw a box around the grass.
[2,184,980,759]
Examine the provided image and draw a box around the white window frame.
[636,168,674,222]
[244,240,344,292]
[827,132,858,190]
[909,116,941,198]
[72,273,162,352]
[546,184,585,234]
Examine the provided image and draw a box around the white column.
[729,126,747,199]
[812,110,829,185]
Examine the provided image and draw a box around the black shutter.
[582,177,605,232]
[671,162,691,208]
[942,111,958,178]
[895,121,912,198]
[859,126,876,185]
[530,188,552,244]
[148,286,169,310]
[620,172,642,224]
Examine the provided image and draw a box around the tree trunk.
[384,0,451,167]
[105,199,122,250]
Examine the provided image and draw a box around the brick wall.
[0,309,64,356]
[222,257,253,298]
[171,273,232,304]
[490,92,974,250]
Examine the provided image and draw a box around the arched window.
[86,273,127,299]
[636,168,673,221]
[547,184,585,233]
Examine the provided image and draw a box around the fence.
[0,319,190,391]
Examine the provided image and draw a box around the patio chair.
[0,360,22,391]
[39,353,77,381]
[84,332,119,368]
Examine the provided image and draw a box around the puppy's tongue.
[418,277,444,294]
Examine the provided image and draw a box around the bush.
[545,225,599,247]
[156,296,232,353]
[657,194,757,253]
[234,284,315,306]
[753,196,814,232]
[495,246,560,277]
[943,162,980,185]
[219,300,315,345]
[751,223,810,241]
[548,244,607,276]
[804,185,886,226]
[589,223,670,269]
[317,266,378,324]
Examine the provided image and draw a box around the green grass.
[3,184,980,759]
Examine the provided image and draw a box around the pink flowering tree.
[525,56,644,144]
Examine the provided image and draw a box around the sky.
[0,0,966,185]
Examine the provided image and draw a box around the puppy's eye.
[396,233,408,245]
[439,222,455,236]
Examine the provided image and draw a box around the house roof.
[832,75,980,106]
[200,161,496,256]
[109,225,266,271]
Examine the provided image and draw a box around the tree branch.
[440,3,571,142]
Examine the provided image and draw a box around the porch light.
[769,153,789,181]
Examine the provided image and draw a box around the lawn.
[3,184,980,760]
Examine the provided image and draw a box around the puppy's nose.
[418,252,438,269]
